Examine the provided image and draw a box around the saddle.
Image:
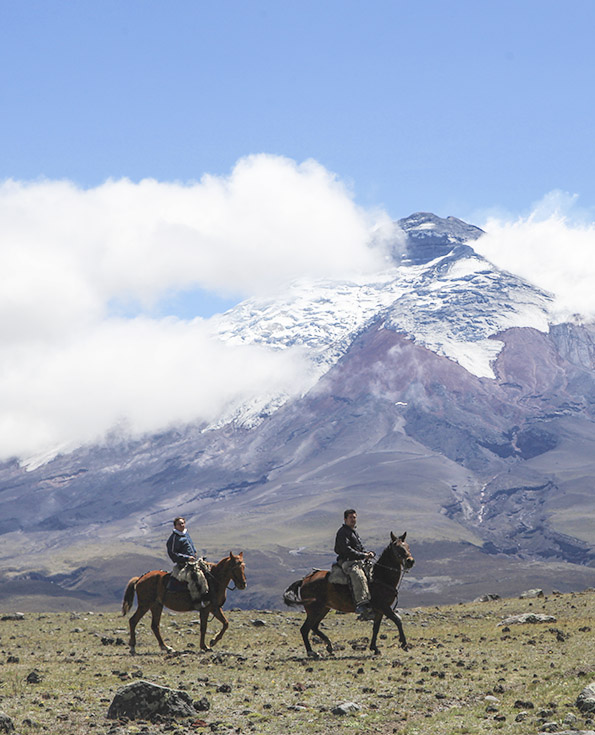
[327,561,373,586]
[328,563,350,585]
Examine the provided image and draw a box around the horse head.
[389,531,415,570]
[227,551,247,590]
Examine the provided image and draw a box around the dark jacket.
[334,523,368,562]
[167,529,198,567]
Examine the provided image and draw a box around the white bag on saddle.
[175,559,209,602]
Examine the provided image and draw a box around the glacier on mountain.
[211,213,554,388]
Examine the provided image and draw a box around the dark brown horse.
[283,532,414,656]
[122,552,246,654]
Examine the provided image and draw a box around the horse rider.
[166,516,211,608]
[334,508,375,618]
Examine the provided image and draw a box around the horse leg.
[310,608,333,655]
[208,607,228,648]
[199,608,211,652]
[301,605,329,658]
[128,603,149,655]
[380,605,408,650]
[369,612,384,655]
[150,602,174,653]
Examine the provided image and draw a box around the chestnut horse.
[283,532,414,656]
[122,552,246,654]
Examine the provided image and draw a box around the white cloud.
[475,191,595,321]
[0,155,389,462]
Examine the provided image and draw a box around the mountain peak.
[397,212,485,265]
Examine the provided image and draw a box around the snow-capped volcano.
[212,212,553,380]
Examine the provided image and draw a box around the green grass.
[0,590,593,734]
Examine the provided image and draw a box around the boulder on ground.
[107,680,200,721]
[332,701,360,715]
[498,613,556,626]
[577,682,595,714]
[0,712,14,733]
[474,594,500,602]
[520,588,544,599]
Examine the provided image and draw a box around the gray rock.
[474,594,500,602]
[577,682,595,714]
[0,712,14,734]
[331,701,361,715]
[538,732,595,735]
[0,613,24,621]
[107,680,198,721]
[498,613,556,626]
[520,588,544,599]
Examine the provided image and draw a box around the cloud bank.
[0,155,389,463]
[475,192,595,321]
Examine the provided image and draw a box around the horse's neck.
[374,547,401,585]
[211,559,232,586]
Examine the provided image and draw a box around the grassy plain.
[0,590,594,735]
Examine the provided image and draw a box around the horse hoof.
[209,639,217,648]
[129,648,136,656]
[372,648,381,656]
[307,650,321,659]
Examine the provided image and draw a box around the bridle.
[226,560,246,591]
[370,544,413,605]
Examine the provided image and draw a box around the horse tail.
[122,576,140,616]
[283,579,305,607]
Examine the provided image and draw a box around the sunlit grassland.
[0,590,593,734]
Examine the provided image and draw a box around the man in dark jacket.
[166,516,209,607]
[334,509,375,617]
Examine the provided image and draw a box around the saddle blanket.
[328,563,350,585]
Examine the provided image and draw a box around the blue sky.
[2,0,594,221]
[2,1,595,461]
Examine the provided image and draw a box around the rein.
[371,554,411,610]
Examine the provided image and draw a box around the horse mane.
[371,542,400,585]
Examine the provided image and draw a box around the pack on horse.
[122,552,246,654]
[283,532,414,656]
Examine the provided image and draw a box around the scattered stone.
[107,680,198,722]
[0,712,14,733]
[193,697,210,712]
[250,619,266,627]
[515,711,529,722]
[216,684,232,693]
[6,656,19,664]
[26,670,43,684]
[577,683,595,714]
[1,613,24,621]
[498,613,556,626]
[332,702,360,715]
[474,594,500,602]
[520,589,544,599]
[514,700,535,709]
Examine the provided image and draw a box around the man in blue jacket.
[334,508,375,618]
[166,516,209,607]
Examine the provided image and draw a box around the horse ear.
[390,531,397,542]
[399,532,407,541]
[238,551,243,559]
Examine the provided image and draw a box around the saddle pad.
[166,575,188,593]
[328,563,349,585]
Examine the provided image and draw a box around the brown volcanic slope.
[1,313,595,611]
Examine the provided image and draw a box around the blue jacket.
[167,529,198,567]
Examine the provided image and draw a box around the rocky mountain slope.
[1,213,594,610]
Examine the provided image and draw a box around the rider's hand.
[365,551,375,559]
